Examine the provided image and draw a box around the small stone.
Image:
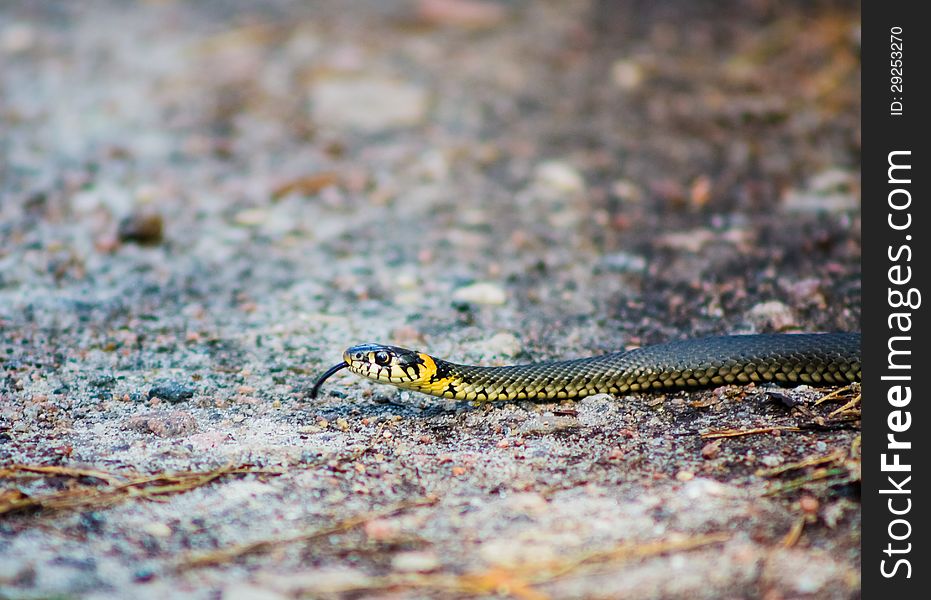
[700,439,722,459]
[95,234,120,253]
[125,411,197,437]
[147,380,195,404]
[690,175,713,208]
[611,179,644,203]
[533,161,585,194]
[782,190,858,213]
[133,567,156,583]
[142,522,172,538]
[681,478,733,499]
[234,208,269,226]
[395,272,419,290]
[580,393,615,405]
[650,179,686,205]
[747,301,796,331]
[782,169,858,214]
[312,76,428,132]
[117,211,164,245]
[394,291,421,306]
[810,168,856,194]
[760,454,782,468]
[391,550,440,573]
[800,495,819,515]
[655,229,710,253]
[784,278,827,308]
[452,282,507,305]
[611,59,645,91]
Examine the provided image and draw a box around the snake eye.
[374,351,391,366]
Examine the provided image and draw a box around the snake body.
[311,332,861,402]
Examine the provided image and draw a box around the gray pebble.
[147,379,195,403]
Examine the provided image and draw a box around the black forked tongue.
[310,362,349,399]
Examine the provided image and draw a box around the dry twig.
[176,496,439,570]
[0,463,126,486]
[701,426,801,439]
[0,463,284,516]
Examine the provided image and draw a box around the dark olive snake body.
[311,332,861,402]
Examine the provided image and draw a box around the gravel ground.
[1,1,861,598]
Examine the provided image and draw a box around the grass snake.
[310,332,861,402]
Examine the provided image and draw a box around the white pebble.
[391,551,440,573]
[533,161,585,194]
[452,282,507,305]
[747,301,796,330]
[311,76,429,132]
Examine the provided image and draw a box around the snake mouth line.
[310,362,349,398]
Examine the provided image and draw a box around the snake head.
[310,344,449,398]
[343,343,432,385]
[311,342,434,398]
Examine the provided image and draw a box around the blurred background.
[1,1,861,598]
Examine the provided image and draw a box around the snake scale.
[311,332,861,402]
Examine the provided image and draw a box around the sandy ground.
[1,1,861,598]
